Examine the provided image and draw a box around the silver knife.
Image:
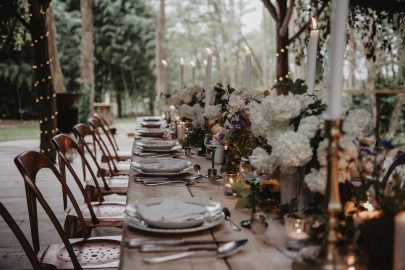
[140,245,218,252]
[126,239,229,248]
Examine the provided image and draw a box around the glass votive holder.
[184,146,192,157]
[223,173,239,195]
[284,213,310,251]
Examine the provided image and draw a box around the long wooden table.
[119,130,292,270]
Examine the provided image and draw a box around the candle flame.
[245,46,251,53]
[206,48,213,54]
[363,201,374,212]
[311,17,318,30]
[190,61,195,67]
[161,59,168,66]
[203,59,207,66]
[180,58,184,65]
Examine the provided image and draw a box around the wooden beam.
[343,89,405,94]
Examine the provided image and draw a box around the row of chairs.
[1,114,131,269]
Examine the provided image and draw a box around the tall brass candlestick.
[324,119,342,269]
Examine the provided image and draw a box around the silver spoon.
[143,239,248,264]
[223,207,242,231]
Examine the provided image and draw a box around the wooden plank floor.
[0,122,135,269]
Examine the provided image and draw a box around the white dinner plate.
[131,166,193,176]
[125,197,224,232]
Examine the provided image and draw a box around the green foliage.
[78,84,90,123]
[272,79,308,95]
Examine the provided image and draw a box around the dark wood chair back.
[88,117,119,173]
[93,112,120,151]
[0,202,47,270]
[73,123,115,178]
[51,134,107,208]
[382,152,405,184]
[14,151,86,270]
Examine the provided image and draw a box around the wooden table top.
[119,123,292,270]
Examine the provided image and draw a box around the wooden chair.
[90,116,131,162]
[73,123,129,181]
[13,152,121,269]
[382,151,405,185]
[93,113,121,153]
[15,151,125,239]
[0,202,50,270]
[88,117,130,177]
[51,133,128,203]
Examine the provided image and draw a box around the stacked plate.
[125,197,225,233]
[140,121,166,128]
[141,116,164,122]
[136,128,168,138]
[136,140,181,153]
[132,159,192,176]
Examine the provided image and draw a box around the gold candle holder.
[323,119,343,269]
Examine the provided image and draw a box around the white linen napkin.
[140,159,188,173]
[136,198,208,223]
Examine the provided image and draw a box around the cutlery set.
[126,238,248,263]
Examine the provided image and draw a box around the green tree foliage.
[1,0,155,119]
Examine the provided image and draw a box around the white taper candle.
[204,48,213,111]
[327,0,349,119]
[305,17,319,95]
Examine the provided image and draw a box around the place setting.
[124,196,226,234]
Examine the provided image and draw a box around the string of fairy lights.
[28,7,59,154]
[273,44,292,83]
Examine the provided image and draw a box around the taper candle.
[327,0,349,119]
[180,58,184,89]
[244,46,252,91]
[190,61,196,85]
[305,17,319,94]
[394,211,405,270]
[204,48,213,111]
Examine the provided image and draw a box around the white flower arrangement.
[177,104,194,119]
[343,108,373,139]
[204,104,222,120]
[263,93,302,122]
[249,147,276,173]
[298,115,322,140]
[304,168,327,195]
[270,131,313,173]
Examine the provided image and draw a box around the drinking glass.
[239,157,259,213]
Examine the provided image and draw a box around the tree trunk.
[116,90,122,118]
[29,0,57,162]
[156,0,165,98]
[276,0,289,95]
[46,5,66,93]
[80,0,95,116]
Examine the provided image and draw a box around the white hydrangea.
[265,121,293,145]
[204,104,222,120]
[249,147,276,173]
[298,115,321,139]
[270,131,313,172]
[304,168,327,194]
[192,104,205,128]
[317,138,329,166]
[296,94,316,108]
[177,104,194,119]
[343,109,373,139]
[263,93,302,122]
[249,101,273,138]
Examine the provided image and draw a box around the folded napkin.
[140,159,188,173]
[136,198,208,223]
